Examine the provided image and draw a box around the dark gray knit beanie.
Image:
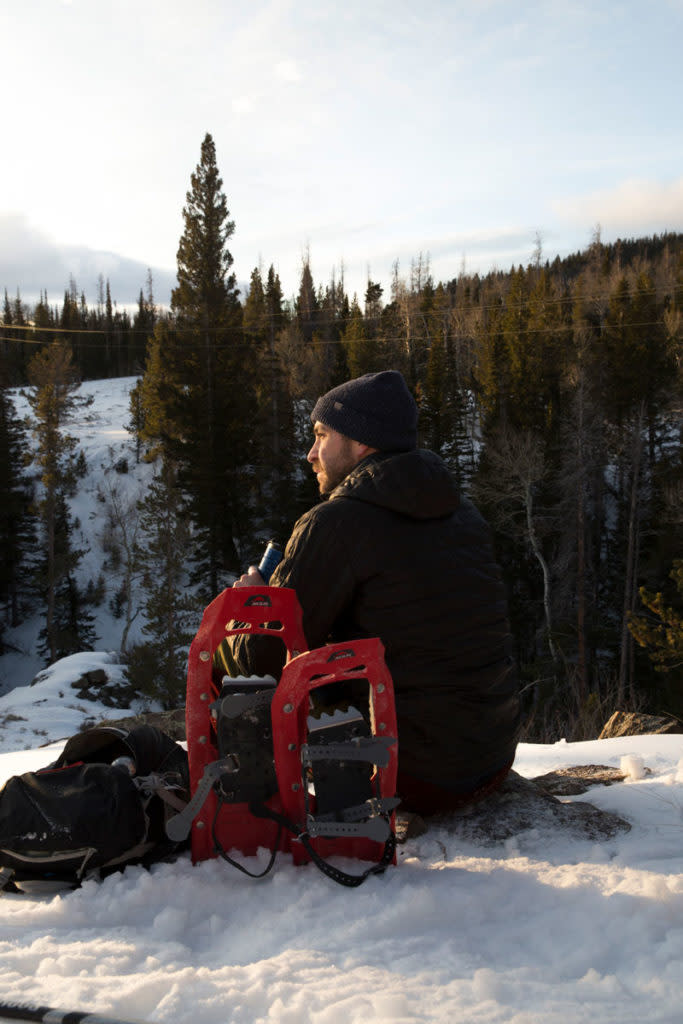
[310,370,418,452]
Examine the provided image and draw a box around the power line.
[0,315,673,354]
[2,283,678,338]
[0,266,678,352]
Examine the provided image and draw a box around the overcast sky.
[1,0,681,310]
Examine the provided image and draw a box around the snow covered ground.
[1,707,682,1024]
[1,377,153,696]
[1,378,682,1023]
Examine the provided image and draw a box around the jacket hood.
[330,449,460,520]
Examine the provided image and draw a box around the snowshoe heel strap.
[165,756,238,842]
[307,795,401,840]
[212,688,275,720]
[250,801,397,888]
[305,813,394,842]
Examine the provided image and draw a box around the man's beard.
[315,441,359,495]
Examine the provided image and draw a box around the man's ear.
[353,441,378,459]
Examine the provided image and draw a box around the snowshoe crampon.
[167,587,399,885]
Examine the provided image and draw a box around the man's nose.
[307,440,319,463]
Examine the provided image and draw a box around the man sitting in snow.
[226,370,520,816]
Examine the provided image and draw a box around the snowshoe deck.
[178,587,398,878]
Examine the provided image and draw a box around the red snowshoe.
[166,586,399,886]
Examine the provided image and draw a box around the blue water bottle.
[258,540,283,583]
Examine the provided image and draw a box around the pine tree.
[132,270,157,373]
[264,265,288,461]
[0,387,35,644]
[499,267,532,428]
[37,491,96,660]
[242,264,295,536]
[26,342,93,663]
[296,256,318,345]
[243,266,267,346]
[419,326,448,454]
[258,265,305,541]
[555,280,610,705]
[364,280,383,322]
[2,289,28,384]
[343,296,378,377]
[472,285,507,432]
[126,460,198,706]
[32,291,54,345]
[138,132,251,593]
[99,463,144,653]
[629,560,683,676]
[129,320,175,462]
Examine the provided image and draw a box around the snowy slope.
[1,377,152,695]
[1,379,682,1024]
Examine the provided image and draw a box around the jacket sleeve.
[229,503,357,678]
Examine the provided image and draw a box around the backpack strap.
[0,866,18,893]
[135,773,188,813]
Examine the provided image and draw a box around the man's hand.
[232,566,266,589]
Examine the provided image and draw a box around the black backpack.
[0,724,190,894]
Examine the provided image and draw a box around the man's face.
[307,422,365,495]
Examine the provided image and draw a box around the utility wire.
[0,316,674,352]
[3,276,680,336]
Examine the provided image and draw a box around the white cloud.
[552,177,683,234]
[232,95,255,116]
[274,59,302,83]
[0,211,175,307]
[228,58,301,120]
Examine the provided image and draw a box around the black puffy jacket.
[232,449,520,789]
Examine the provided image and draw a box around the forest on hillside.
[1,133,681,740]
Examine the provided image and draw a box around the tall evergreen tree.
[243,264,291,532]
[32,291,54,345]
[629,559,683,679]
[343,296,378,378]
[2,290,28,384]
[26,342,93,663]
[138,132,250,593]
[472,286,507,432]
[131,270,157,373]
[243,266,267,346]
[0,387,35,645]
[296,256,318,345]
[38,491,96,660]
[555,281,610,705]
[125,460,198,706]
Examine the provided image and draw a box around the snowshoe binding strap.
[249,801,397,887]
[302,734,394,767]
[210,797,283,879]
[305,796,401,840]
[213,689,274,719]
[165,757,239,843]
[301,733,398,843]
[244,730,399,887]
[168,680,278,843]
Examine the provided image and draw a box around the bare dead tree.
[99,461,143,653]
[474,425,559,664]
